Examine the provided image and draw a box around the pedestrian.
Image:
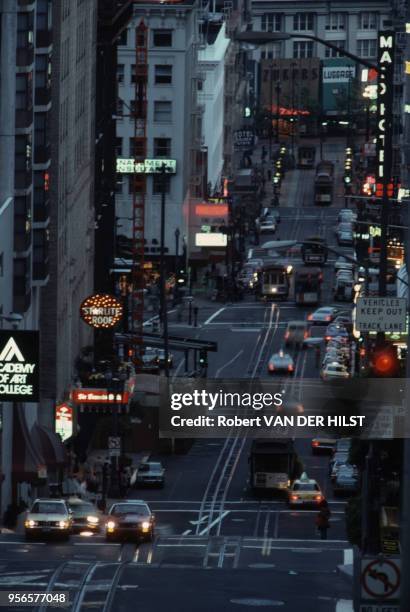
[316,500,331,540]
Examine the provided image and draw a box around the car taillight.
[312,441,320,447]
[307,314,313,321]
[326,316,331,321]
[269,364,275,371]
[291,495,299,501]
[304,331,309,339]
[315,495,323,502]
[288,364,294,372]
[284,332,289,339]
[325,336,331,341]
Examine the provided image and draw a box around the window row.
[117,64,173,85]
[116,174,171,195]
[117,100,173,122]
[259,39,377,59]
[115,137,172,158]
[259,11,379,33]
[118,29,174,47]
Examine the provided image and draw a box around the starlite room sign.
[80,294,123,329]
[0,330,40,402]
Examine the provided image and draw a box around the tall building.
[40,0,97,410]
[115,1,204,271]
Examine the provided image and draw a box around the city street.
[0,143,354,611]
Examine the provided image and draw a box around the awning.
[12,405,46,482]
[31,423,68,468]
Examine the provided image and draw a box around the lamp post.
[275,82,281,143]
[159,164,170,378]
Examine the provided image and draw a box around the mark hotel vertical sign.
[376,32,395,190]
[0,331,40,402]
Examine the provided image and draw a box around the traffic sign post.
[355,297,407,333]
[357,555,400,612]
[108,436,121,458]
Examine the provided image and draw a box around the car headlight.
[141,521,151,530]
[59,520,69,529]
[25,519,37,528]
[87,515,99,524]
[106,521,116,530]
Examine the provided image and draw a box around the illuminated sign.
[116,158,176,174]
[80,294,123,329]
[376,33,395,184]
[195,204,228,217]
[71,389,130,404]
[55,403,73,442]
[195,233,227,247]
[0,331,40,402]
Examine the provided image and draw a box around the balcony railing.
[16,47,34,67]
[35,87,51,107]
[15,108,33,129]
[36,30,52,48]
[34,143,51,165]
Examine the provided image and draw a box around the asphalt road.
[0,141,355,612]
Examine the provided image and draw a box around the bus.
[249,439,300,494]
[367,267,397,296]
[301,237,328,265]
[294,267,322,305]
[260,263,291,300]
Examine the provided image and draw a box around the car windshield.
[140,463,162,473]
[111,504,149,516]
[31,502,66,514]
[69,503,95,513]
[293,483,319,492]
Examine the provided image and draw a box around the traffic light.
[199,350,208,367]
[177,269,187,285]
[371,343,400,377]
[344,175,352,184]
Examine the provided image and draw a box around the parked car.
[284,321,310,347]
[337,230,354,246]
[333,465,359,495]
[311,437,336,455]
[321,362,350,380]
[324,323,349,342]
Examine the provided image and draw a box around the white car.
[307,306,339,324]
[338,209,357,223]
[321,362,350,380]
[259,220,276,234]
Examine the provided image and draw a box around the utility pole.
[399,12,410,612]
[159,164,170,377]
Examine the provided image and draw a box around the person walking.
[316,500,331,540]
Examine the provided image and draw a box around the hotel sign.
[0,331,40,402]
[80,293,123,329]
[376,32,395,184]
[116,158,176,174]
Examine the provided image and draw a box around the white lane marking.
[230,328,262,332]
[204,307,225,325]
[0,542,46,546]
[182,530,192,536]
[189,516,209,526]
[343,549,353,565]
[215,350,244,378]
[73,542,121,546]
[143,310,176,327]
[198,511,230,536]
[336,600,353,612]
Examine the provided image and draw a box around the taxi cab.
[287,472,324,507]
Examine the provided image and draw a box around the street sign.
[55,403,73,442]
[71,388,129,404]
[80,293,123,329]
[360,606,399,612]
[0,330,40,402]
[364,407,394,440]
[108,436,121,457]
[361,557,400,600]
[356,297,407,332]
[116,158,176,174]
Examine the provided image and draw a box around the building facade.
[115,1,204,268]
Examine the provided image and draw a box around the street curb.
[337,563,354,585]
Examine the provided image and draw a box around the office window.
[261,43,281,60]
[324,40,346,58]
[116,99,124,116]
[17,13,34,48]
[152,174,171,194]
[117,64,124,83]
[325,13,346,31]
[293,41,314,58]
[154,138,171,157]
[35,54,51,89]
[15,135,32,171]
[154,101,172,123]
[36,0,52,30]
[16,74,30,110]
[153,30,173,47]
[357,39,377,58]
[155,65,172,85]
[293,13,314,31]
[115,137,122,156]
[129,137,145,158]
[359,12,377,30]
[131,64,136,84]
[261,14,281,32]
